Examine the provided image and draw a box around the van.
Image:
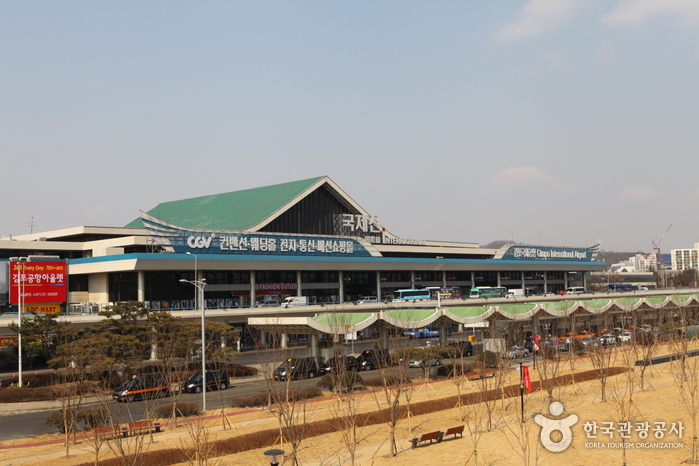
[255,299,280,307]
[566,287,585,294]
[113,373,169,402]
[282,296,309,307]
[180,370,230,393]
[274,357,319,381]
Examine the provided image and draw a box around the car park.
[274,357,319,381]
[181,370,230,393]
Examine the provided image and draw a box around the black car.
[181,370,229,394]
[448,340,473,357]
[274,357,319,381]
[319,355,360,374]
[113,373,169,402]
[357,349,392,371]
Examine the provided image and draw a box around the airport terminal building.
[0,176,606,315]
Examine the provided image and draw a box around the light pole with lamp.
[180,252,208,411]
[10,257,28,388]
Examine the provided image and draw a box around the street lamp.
[180,252,208,411]
[264,448,285,466]
[10,257,28,388]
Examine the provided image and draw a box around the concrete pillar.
[376,272,382,301]
[280,333,288,349]
[310,334,319,365]
[532,315,540,337]
[88,273,109,308]
[439,321,447,347]
[379,327,389,351]
[250,272,256,306]
[442,271,447,288]
[470,271,475,289]
[497,271,501,287]
[411,271,416,289]
[138,271,145,303]
[521,274,526,292]
[339,271,345,303]
[296,271,302,297]
[543,272,548,293]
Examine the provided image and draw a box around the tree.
[8,311,76,365]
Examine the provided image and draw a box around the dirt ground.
[1,343,697,466]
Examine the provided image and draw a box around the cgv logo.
[187,235,214,249]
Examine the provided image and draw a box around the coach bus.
[608,283,646,292]
[469,286,508,299]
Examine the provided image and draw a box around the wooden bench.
[410,430,443,448]
[123,419,161,437]
[93,424,125,439]
[442,425,464,440]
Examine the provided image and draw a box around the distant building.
[671,243,699,271]
[611,253,652,273]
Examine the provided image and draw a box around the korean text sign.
[9,260,67,305]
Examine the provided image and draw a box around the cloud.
[493,166,549,185]
[601,0,699,27]
[619,187,655,199]
[496,0,581,42]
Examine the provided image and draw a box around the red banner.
[9,260,68,305]
[521,365,532,392]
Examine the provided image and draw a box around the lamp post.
[10,257,28,388]
[264,448,285,466]
[180,252,207,411]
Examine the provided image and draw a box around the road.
[0,341,535,442]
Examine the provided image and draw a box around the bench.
[410,430,443,448]
[123,419,161,437]
[93,424,125,439]
[442,425,464,440]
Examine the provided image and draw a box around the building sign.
[494,241,601,262]
[9,260,68,305]
[140,212,382,257]
[258,283,297,291]
[334,214,426,246]
[25,304,62,313]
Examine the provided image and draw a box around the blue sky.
[2,1,698,253]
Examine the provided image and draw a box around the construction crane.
[652,223,673,270]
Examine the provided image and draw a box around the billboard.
[9,260,68,305]
[493,241,602,262]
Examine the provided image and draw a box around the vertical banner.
[534,334,541,352]
[521,365,532,392]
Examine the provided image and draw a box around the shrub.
[476,350,500,368]
[433,362,475,379]
[0,386,53,403]
[316,372,364,392]
[155,401,201,418]
[45,409,78,433]
[362,374,411,387]
[540,344,562,360]
[229,386,323,408]
[77,408,111,429]
[569,339,586,355]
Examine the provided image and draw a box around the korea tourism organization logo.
[535,401,685,453]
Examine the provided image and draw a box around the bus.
[608,283,638,292]
[392,287,462,303]
[469,286,508,298]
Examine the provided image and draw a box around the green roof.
[125,176,325,230]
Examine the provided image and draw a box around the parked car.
[409,357,442,368]
[255,299,280,307]
[504,346,529,359]
[319,355,360,374]
[357,349,392,371]
[274,357,319,381]
[180,370,229,393]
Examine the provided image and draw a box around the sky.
[2,1,698,253]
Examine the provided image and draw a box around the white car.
[409,358,442,368]
[356,296,378,304]
[504,346,529,359]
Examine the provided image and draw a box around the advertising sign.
[493,241,601,263]
[140,212,382,257]
[9,260,68,305]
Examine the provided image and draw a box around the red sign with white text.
[9,261,68,305]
